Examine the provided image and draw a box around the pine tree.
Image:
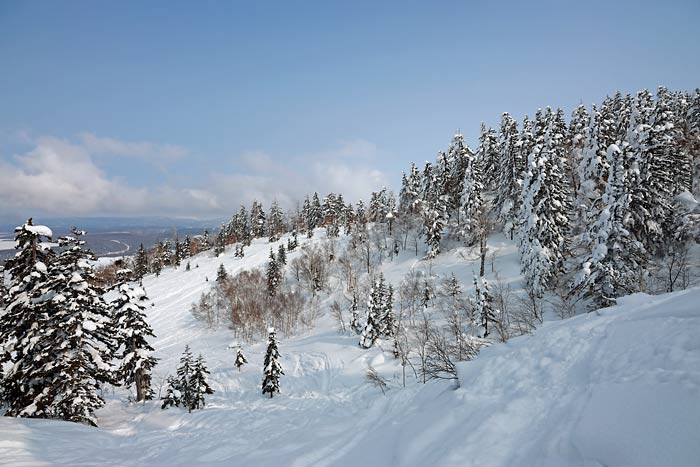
[460,134,485,245]
[0,219,55,418]
[183,235,192,259]
[113,284,158,402]
[214,227,227,256]
[174,235,182,267]
[216,264,228,283]
[234,346,248,372]
[567,104,590,217]
[277,244,287,265]
[311,192,323,229]
[14,228,116,426]
[262,328,284,398]
[381,284,395,338]
[268,201,285,241]
[477,123,500,190]
[493,112,522,238]
[572,143,646,307]
[444,132,471,221]
[349,289,362,334]
[359,275,386,348]
[473,275,498,338]
[189,354,214,411]
[162,346,213,411]
[134,243,149,279]
[266,249,280,298]
[519,109,571,297]
[201,229,211,251]
[161,239,173,267]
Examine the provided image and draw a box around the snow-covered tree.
[519,109,571,297]
[572,142,646,307]
[360,274,388,348]
[349,289,361,334]
[6,228,116,426]
[162,345,213,412]
[189,354,214,411]
[473,275,498,338]
[216,264,228,283]
[112,284,158,402]
[460,134,485,245]
[493,112,522,238]
[134,243,149,279]
[266,249,280,298]
[268,201,285,241]
[262,328,284,398]
[0,219,55,418]
[477,123,500,190]
[234,346,247,372]
[251,200,266,238]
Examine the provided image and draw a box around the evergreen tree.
[572,143,646,307]
[162,346,213,412]
[113,284,158,402]
[250,201,267,238]
[161,239,173,267]
[567,104,590,213]
[268,201,285,241]
[0,219,55,418]
[266,249,280,298]
[473,275,498,338]
[359,275,386,348]
[381,284,395,338]
[262,328,284,398]
[519,109,571,297]
[11,228,116,426]
[173,235,182,267]
[311,192,323,229]
[477,123,500,190]
[216,264,228,283]
[214,227,227,256]
[277,244,287,265]
[493,112,522,238]
[234,346,247,372]
[302,195,313,235]
[460,134,485,245]
[189,354,214,411]
[134,243,149,279]
[183,235,192,259]
[443,132,472,226]
[349,289,362,334]
[201,229,211,251]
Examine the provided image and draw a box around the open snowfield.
[1,231,699,466]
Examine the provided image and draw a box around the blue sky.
[1,0,698,219]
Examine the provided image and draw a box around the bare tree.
[365,365,388,395]
[330,300,345,334]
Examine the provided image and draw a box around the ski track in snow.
[1,231,699,466]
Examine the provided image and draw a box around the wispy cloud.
[79,132,188,162]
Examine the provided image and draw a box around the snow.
[1,231,699,465]
[24,224,53,238]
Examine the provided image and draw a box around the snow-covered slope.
[1,233,699,466]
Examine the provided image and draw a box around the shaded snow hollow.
[0,232,698,466]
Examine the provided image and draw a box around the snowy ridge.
[1,232,699,466]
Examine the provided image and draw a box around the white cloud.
[0,136,209,217]
[0,134,393,218]
[207,140,393,211]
